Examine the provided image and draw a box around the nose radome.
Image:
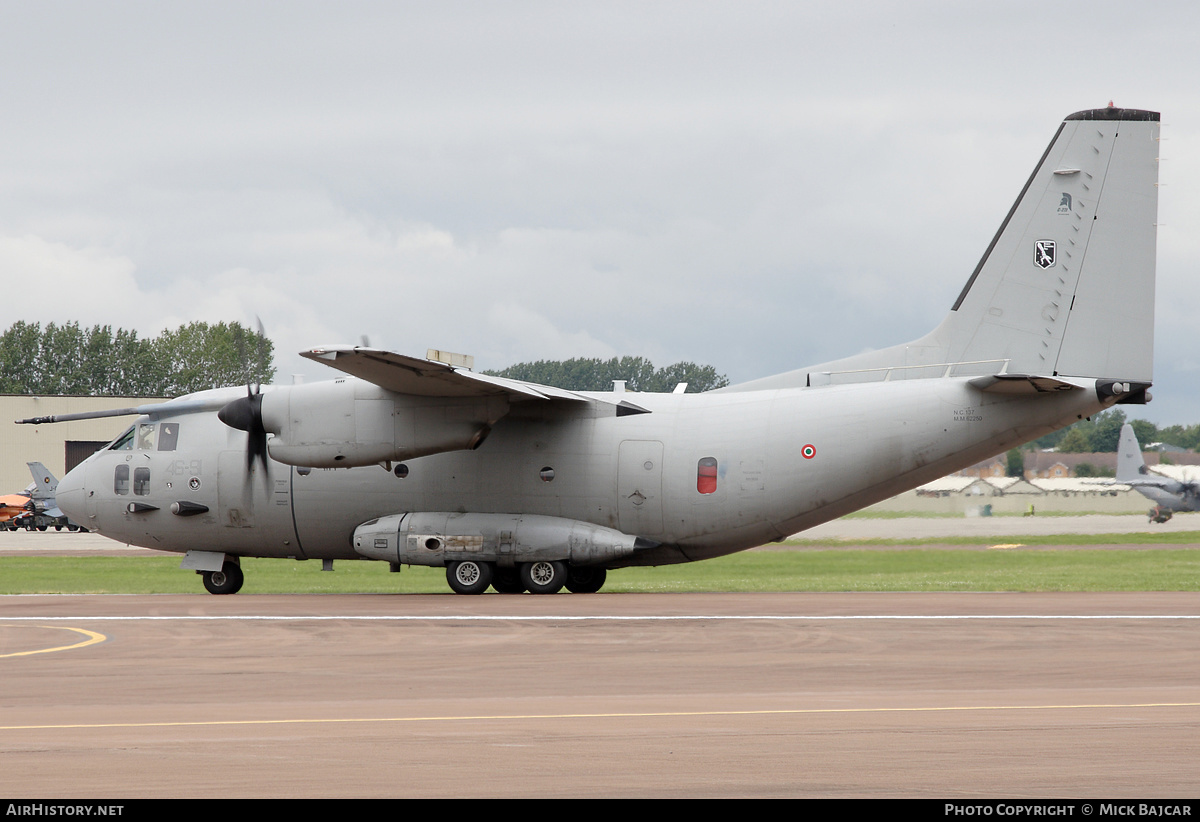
[56,463,87,525]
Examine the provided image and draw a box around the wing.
[301,346,650,414]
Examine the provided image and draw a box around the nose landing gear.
[202,561,245,595]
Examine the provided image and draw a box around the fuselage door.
[617,440,664,536]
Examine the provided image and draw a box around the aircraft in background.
[0,462,84,531]
[26,106,1161,595]
[1113,424,1200,523]
[0,490,32,529]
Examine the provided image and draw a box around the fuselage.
[56,375,1113,567]
[1133,482,1200,513]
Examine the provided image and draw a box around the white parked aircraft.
[1113,423,1199,523]
[29,106,1160,595]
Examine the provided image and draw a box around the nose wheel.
[202,561,245,595]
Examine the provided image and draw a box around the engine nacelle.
[353,512,648,567]
[259,380,507,468]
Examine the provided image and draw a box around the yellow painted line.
[3,701,1198,732]
[0,625,106,658]
[988,543,1026,550]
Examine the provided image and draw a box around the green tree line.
[0,320,275,397]
[1032,409,1200,453]
[483,356,729,393]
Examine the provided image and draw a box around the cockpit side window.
[110,426,135,451]
[158,423,180,452]
[137,424,156,451]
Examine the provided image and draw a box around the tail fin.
[26,462,57,500]
[1116,423,1149,482]
[727,106,1160,392]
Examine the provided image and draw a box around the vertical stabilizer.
[1115,423,1148,482]
[26,462,57,500]
[724,106,1160,392]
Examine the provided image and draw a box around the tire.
[491,567,526,594]
[521,560,567,595]
[446,560,493,595]
[202,561,245,595]
[565,566,607,594]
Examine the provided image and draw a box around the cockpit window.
[109,426,135,451]
[158,423,180,452]
[137,424,156,451]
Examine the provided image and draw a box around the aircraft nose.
[56,463,88,525]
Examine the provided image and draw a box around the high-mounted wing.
[301,346,649,415]
[301,346,586,401]
[213,346,654,470]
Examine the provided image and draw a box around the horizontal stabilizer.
[968,374,1081,394]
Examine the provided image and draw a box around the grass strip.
[785,530,1200,547]
[1,547,1198,595]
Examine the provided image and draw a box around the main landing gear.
[445,560,607,595]
[194,557,605,596]
[1149,505,1174,524]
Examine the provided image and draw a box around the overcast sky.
[2,1,1197,424]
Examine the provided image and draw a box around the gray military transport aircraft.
[25,106,1160,595]
[1112,423,1199,523]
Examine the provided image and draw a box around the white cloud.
[0,2,1196,422]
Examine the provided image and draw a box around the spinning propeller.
[217,318,271,477]
[217,387,268,474]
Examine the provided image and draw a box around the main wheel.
[565,566,607,594]
[521,560,567,595]
[202,561,244,595]
[447,560,493,595]
[491,567,526,594]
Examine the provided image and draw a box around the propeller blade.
[217,392,269,477]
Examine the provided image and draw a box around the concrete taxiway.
[1,591,1198,797]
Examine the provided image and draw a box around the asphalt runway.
[2,591,1198,798]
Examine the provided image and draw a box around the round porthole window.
[394,464,409,478]
[540,467,555,482]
